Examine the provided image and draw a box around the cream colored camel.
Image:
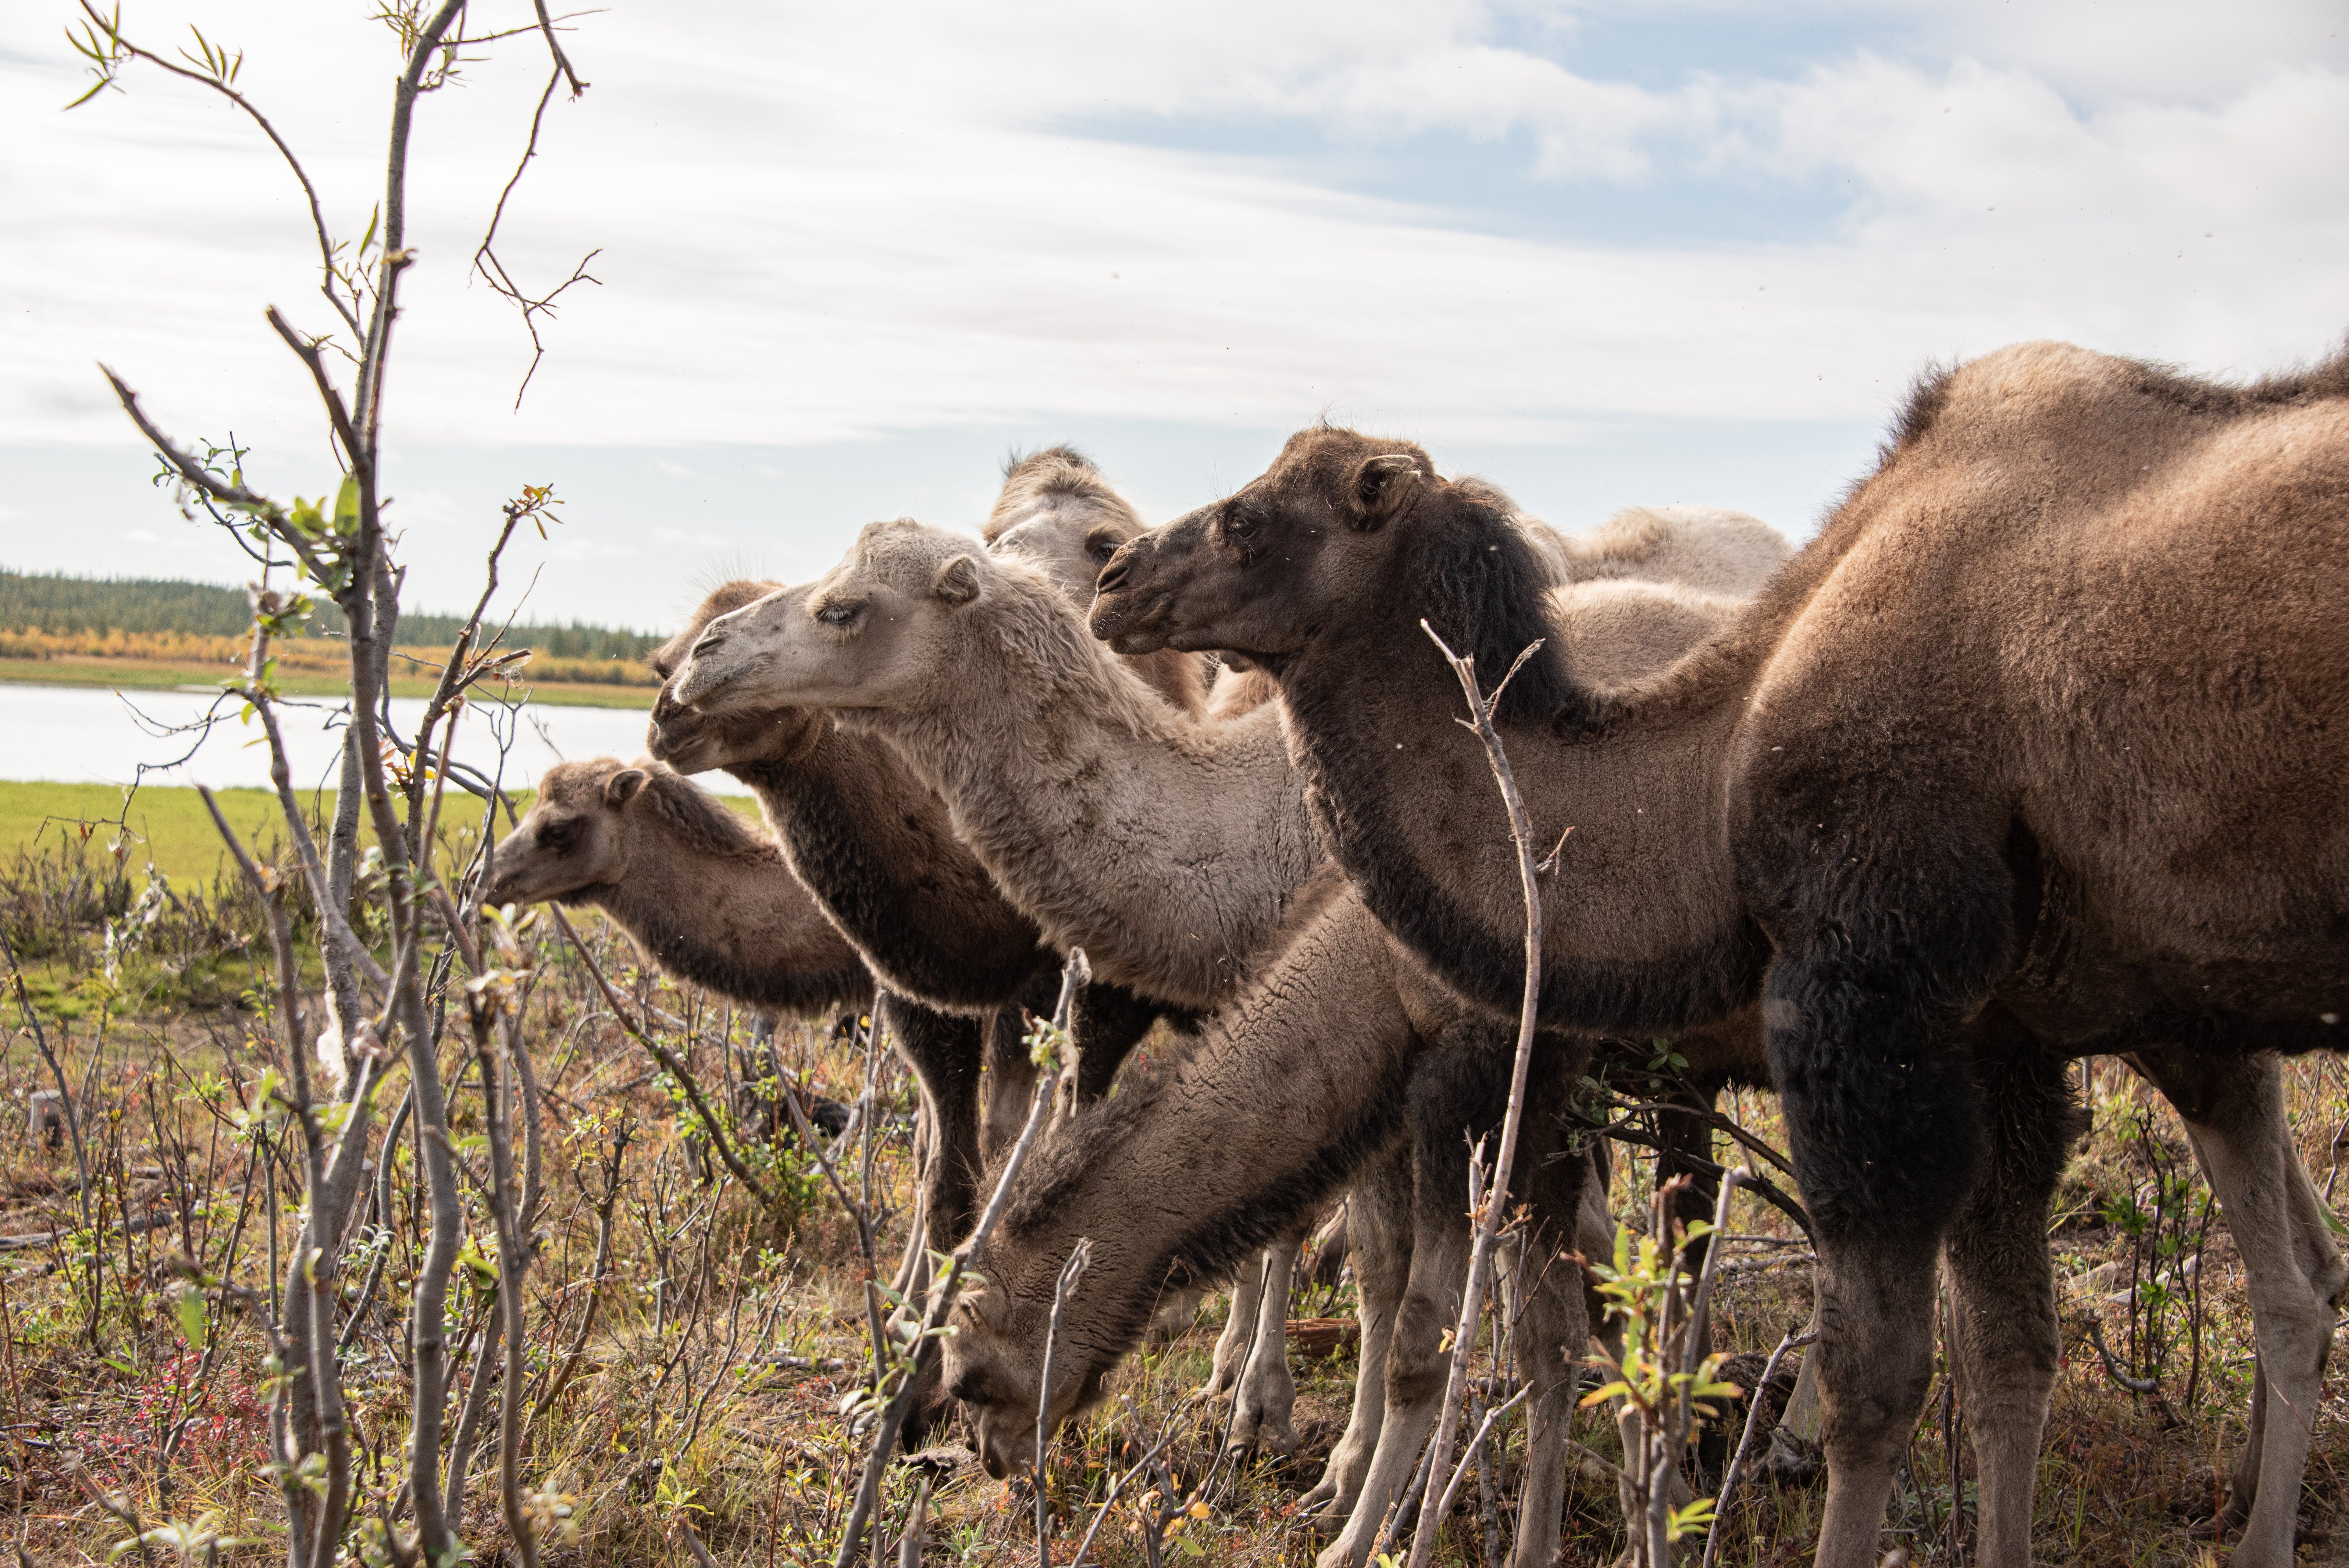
[1087,344,2349,1568]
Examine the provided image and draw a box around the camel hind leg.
[2132,1044,2349,1568]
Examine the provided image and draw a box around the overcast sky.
[3,0,2344,630]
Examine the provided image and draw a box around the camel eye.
[1221,508,1263,553]
[1087,535,1118,564]
[815,600,862,629]
[537,819,577,850]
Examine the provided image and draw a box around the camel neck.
[862,614,1324,1010]
[986,890,1418,1349]
[588,817,867,1017]
[729,723,1046,1012]
[1276,591,1781,1036]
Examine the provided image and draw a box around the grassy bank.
[0,780,756,888]
[0,652,656,709]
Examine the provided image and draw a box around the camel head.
[1090,427,1445,664]
[667,519,1037,718]
[1091,426,1572,718]
[646,581,826,773]
[942,1236,1126,1482]
[485,757,651,906]
[987,447,1208,715]
[983,445,1145,606]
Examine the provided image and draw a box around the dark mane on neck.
[1406,481,1591,731]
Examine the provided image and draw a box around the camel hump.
[1565,505,1793,598]
[1549,577,1745,694]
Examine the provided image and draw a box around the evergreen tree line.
[0,569,661,660]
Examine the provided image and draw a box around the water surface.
[1,682,747,795]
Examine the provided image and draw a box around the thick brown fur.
[1088,338,2349,1568]
[487,757,872,1019]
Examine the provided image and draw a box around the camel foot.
[1222,1409,1299,1458]
[1763,1424,1824,1487]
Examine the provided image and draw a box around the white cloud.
[0,0,2342,475]
[125,529,160,543]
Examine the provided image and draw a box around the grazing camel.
[665,508,1797,1562]
[1087,344,2349,1568]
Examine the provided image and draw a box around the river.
[0,682,749,795]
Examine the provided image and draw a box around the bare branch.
[529,0,588,96]
[1405,622,1550,1568]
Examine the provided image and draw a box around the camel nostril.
[1094,558,1129,595]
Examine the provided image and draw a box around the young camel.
[485,757,872,1023]
[1087,347,2349,1568]
[663,509,1796,1564]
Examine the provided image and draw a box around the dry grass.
[2,854,2345,1566]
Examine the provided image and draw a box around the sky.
[2,0,2344,631]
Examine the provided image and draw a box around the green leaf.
[333,475,362,537]
[176,1284,207,1345]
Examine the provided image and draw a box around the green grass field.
[0,654,656,709]
[0,778,757,886]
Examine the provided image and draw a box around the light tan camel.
[667,511,1795,1565]
[1087,343,2349,1568]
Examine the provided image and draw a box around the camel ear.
[932,554,982,606]
[1346,453,1423,531]
[603,768,649,808]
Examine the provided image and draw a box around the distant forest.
[0,569,661,661]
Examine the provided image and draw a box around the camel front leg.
[2133,1046,2349,1568]
[1318,1202,1466,1568]
[1499,1136,1599,1568]
[1766,922,1989,1568]
[1305,1149,1413,1525]
[1943,1030,2084,1568]
[1227,1231,1304,1453]
[978,1001,1039,1161]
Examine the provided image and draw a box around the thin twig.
[1405,624,1549,1568]
[1036,1238,1095,1566]
[1702,1327,1818,1568]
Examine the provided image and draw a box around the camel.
[663,506,1793,1564]
[984,444,1207,716]
[1086,343,2349,1568]
[643,451,1309,1408]
[486,757,872,1023]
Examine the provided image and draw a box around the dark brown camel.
[1087,342,2349,1567]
